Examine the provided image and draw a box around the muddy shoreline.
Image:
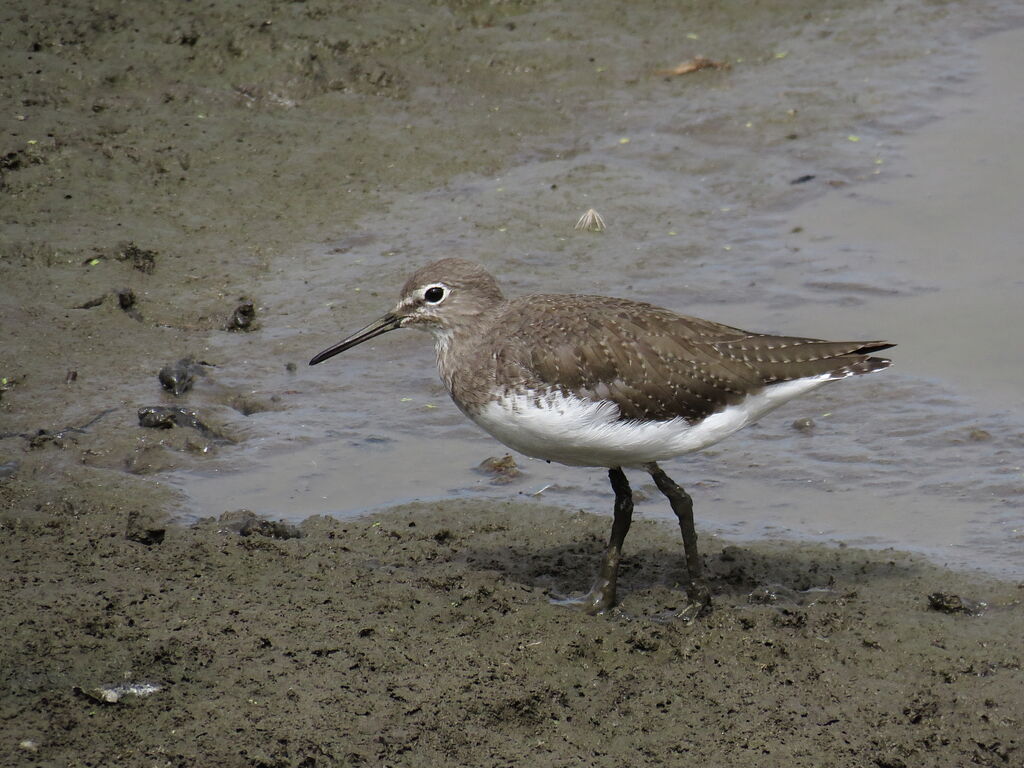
[2,0,1023,765]
[4,494,1022,766]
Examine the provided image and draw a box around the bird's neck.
[433,325,471,394]
[431,308,499,399]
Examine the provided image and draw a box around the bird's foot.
[650,581,713,623]
[665,598,711,623]
[688,579,713,612]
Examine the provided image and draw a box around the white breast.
[468,375,833,468]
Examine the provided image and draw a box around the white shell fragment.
[89,682,163,704]
[574,208,606,232]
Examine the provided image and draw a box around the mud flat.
[2,494,1022,766]
[2,0,1022,765]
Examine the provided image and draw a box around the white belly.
[468,376,833,468]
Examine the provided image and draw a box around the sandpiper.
[310,258,894,616]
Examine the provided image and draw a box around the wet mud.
[3,495,1022,767]
[2,0,1023,765]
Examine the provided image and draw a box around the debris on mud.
[3,409,116,447]
[137,406,232,442]
[574,208,606,232]
[73,682,163,705]
[158,357,210,396]
[654,55,730,77]
[219,509,304,539]
[792,416,816,432]
[476,454,522,483]
[227,299,256,331]
[928,591,985,615]
[117,288,142,320]
[115,243,158,274]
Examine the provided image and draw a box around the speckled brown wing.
[486,295,893,422]
[709,335,894,384]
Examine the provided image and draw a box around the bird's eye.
[424,286,446,303]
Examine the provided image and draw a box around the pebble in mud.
[792,416,816,432]
[117,288,143,320]
[158,357,209,396]
[227,299,256,331]
[476,454,521,483]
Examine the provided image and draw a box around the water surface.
[170,11,1024,577]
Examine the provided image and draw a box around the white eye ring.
[423,284,447,304]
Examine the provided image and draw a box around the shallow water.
[170,11,1024,577]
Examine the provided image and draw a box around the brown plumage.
[452,291,892,421]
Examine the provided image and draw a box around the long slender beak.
[309,313,402,366]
